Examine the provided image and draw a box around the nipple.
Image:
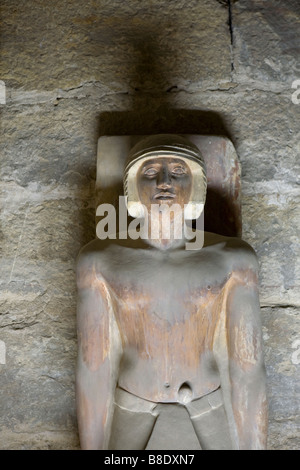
[178,382,193,404]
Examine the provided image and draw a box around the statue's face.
[136,157,192,212]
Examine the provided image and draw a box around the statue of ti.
[76,134,268,450]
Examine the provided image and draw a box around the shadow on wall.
[97,107,232,139]
[96,107,239,237]
[93,27,239,238]
[96,24,233,138]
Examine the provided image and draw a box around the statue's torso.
[87,235,255,403]
[112,270,226,403]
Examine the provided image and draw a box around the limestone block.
[262,307,300,450]
[232,0,300,86]
[1,0,231,92]
[241,192,300,307]
[0,325,79,449]
[1,101,98,187]
[0,197,95,449]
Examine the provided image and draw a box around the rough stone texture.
[262,307,300,450]
[1,0,231,92]
[232,0,300,87]
[0,0,299,449]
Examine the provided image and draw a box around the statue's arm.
[225,269,268,449]
[76,253,122,450]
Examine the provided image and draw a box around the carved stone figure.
[76,134,268,450]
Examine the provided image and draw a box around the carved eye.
[172,166,186,175]
[143,167,158,177]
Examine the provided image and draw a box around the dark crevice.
[228,0,234,46]
[261,305,299,310]
[216,0,235,71]
[216,0,230,6]
[228,0,234,71]
[166,85,178,93]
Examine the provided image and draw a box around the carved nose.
[157,167,172,189]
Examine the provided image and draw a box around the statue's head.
[124,134,206,219]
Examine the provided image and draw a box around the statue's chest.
[108,278,225,361]
[109,272,224,327]
[101,250,230,325]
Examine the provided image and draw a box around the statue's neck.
[141,212,186,251]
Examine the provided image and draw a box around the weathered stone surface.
[232,0,300,87]
[1,100,98,187]
[0,0,299,450]
[262,307,300,450]
[1,0,231,93]
[0,198,93,449]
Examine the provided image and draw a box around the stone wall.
[1,0,299,449]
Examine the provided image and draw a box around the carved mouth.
[154,192,176,200]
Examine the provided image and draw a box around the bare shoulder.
[76,238,110,287]
[77,237,107,260]
[76,237,144,283]
[203,231,259,273]
[77,238,102,268]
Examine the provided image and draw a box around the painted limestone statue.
[76,134,268,450]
